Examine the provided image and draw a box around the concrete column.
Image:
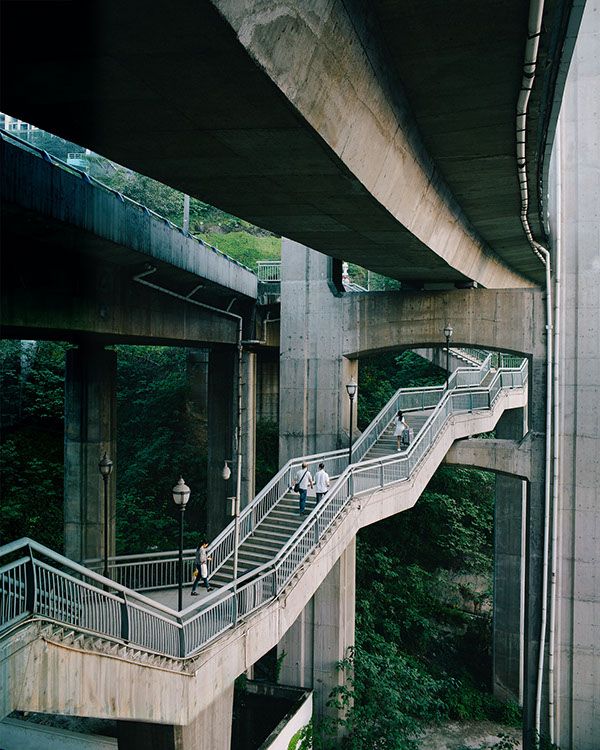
[278,538,355,729]
[279,238,351,463]
[117,684,234,750]
[546,6,600,746]
[186,348,209,454]
[241,349,256,507]
[64,343,116,563]
[520,353,549,747]
[493,408,527,704]
[256,350,279,423]
[206,348,237,539]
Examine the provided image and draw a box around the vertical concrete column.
[520,353,549,746]
[279,238,350,462]
[117,684,234,750]
[493,407,527,704]
[278,539,356,729]
[206,347,237,539]
[256,351,280,423]
[64,343,116,563]
[241,349,257,507]
[186,348,209,455]
[546,6,600,747]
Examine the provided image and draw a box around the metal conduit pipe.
[548,118,563,745]
[516,0,558,740]
[132,267,245,603]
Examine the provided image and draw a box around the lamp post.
[98,452,113,582]
[172,477,191,611]
[443,324,453,389]
[346,378,358,464]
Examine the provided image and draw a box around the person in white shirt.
[393,410,410,451]
[293,462,314,514]
[314,463,330,505]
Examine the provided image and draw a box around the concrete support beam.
[64,344,116,563]
[279,538,355,729]
[116,683,234,750]
[343,287,545,360]
[206,349,237,538]
[444,433,543,481]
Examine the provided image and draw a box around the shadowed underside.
[0,0,578,286]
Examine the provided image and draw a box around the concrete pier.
[64,344,117,563]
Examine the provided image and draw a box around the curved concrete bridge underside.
[0,0,580,287]
[2,386,526,728]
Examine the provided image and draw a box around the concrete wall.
[547,4,600,746]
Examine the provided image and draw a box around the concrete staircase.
[210,493,306,586]
[362,409,433,461]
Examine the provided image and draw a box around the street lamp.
[443,324,453,389]
[346,378,358,464]
[98,452,113,582]
[172,476,191,611]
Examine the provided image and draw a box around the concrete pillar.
[256,351,279,423]
[279,238,352,463]
[206,348,237,539]
[278,538,355,729]
[186,348,209,453]
[117,684,234,750]
[546,6,600,746]
[241,349,256,507]
[493,408,527,704]
[64,343,116,563]
[518,350,550,747]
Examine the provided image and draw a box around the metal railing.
[257,260,281,282]
[1,359,527,659]
[86,354,493,590]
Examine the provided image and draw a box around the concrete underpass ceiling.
[0,0,576,288]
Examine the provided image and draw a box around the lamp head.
[443,324,453,339]
[345,378,358,399]
[172,477,191,507]
[222,461,232,480]
[98,452,113,477]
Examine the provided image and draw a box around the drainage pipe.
[515,0,556,740]
[547,118,563,745]
[133,267,245,587]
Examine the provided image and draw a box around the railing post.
[120,594,130,643]
[179,623,186,658]
[25,549,36,614]
[379,461,384,487]
[232,590,238,627]
[469,393,473,412]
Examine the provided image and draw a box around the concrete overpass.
[0,1,598,749]
[0,0,581,288]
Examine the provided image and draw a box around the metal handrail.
[1,359,527,659]
[85,354,492,587]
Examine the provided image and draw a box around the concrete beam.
[444,433,543,481]
[342,287,546,359]
[1,255,239,347]
[1,139,258,301]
